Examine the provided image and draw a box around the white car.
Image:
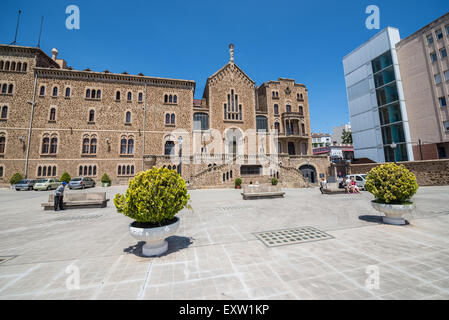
[346,174,367,190]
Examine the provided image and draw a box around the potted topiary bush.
[271,177,278,186]
[365,163,418,225]
[60,172,71,184]
[101,173,111,187]
[114,167,191,256]
[10,172,23,186]
[235,177,242,189]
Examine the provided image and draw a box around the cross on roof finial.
[229,43,234,63]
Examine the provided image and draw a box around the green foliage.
[271,178,278,185]
[365,163,418,204]
[101,173,111,184]
[60,172,71,184]
[341,129,353,144]
[234,178,242,186]
[9,172,23,185]
[114,167,190,225]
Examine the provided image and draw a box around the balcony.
[277,131,308,139]
[281,112,304,120]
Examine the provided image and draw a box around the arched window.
[0,166,2,177]
[8,84,13,94]
[126,165,130,175]
[120,138,127,154]
[118,166,121,175]
[256,116,268,132]
[91,89,96,99]
[38,166,42,177]
[90,138,97,154]
[82,137,90,153]
[17,62,22,71]
[89,110,95,122]
[52,166,57,176]
[230,170,233,179]
[193,113,209,130]
[50,137,58,153]
[96,90,101,99]
[11,62,16,71]
[286,105,291,113]
[127,92,132,101]
[168,165,172,170]
[165,141,175,155]
[0,61,3,70]
[122,165,126,174]
[116,91,121,100]
[170,114,175,124]
[83,166,87,176]
[226,172,229,180]
[52,87,58,96]
[138,92,143,102]
[39,86,45,96]
[1,106,8,119]
[274,104,279,115]
[86,89,91,98]
[301,123,306,135]
[299,106,304,116]
[173,95,177,103]
[79,166,83,176]
[5,61,10,70]
[88,166,92,175]
[165,114,170,124]
[49,108,56,121]
[169,95,173,103]
[93,165,97,176]
[65,87,71,97]
[164,94,168,103]
[274,122,280,133]
[42,137,49,153]
[22,63,27,72]
[127,139,134,154]
[0,136,5,154]
[2,84,7,94]
[42,166,47,176]
[131,165,134,175]
[125,111,131,123]
[223,173,226,182]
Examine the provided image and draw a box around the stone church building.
[0,43,329,187]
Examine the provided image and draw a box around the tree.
[10,173,23,185]
[341,129,353,144]
[60,172,71,183]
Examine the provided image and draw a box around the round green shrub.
[234,178,242,186]
[101,173,111,185]
[365,163,418,204]
[60,172,71,184]
[271,178,278,185]
[114,167,190,226]
[9,172,23,185]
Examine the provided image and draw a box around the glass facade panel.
[384,144,408,162]
[371,51,393,73]
[256,116,268,132]
[381,124,406,145]
[376,83,399,106]
[193,113,209,130]
[379,103,402,125]
[373,66,395,87]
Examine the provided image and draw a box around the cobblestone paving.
[0,185,449,300]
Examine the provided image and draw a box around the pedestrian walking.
[54,181,67,211]
[319,178,328,194]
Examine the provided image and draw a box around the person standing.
[54,181,67,211]
[319,178,328,194]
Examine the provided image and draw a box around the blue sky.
[1,0,448,133]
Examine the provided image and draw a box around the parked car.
[346,174,367,190]
[33,178,60,191]
[68,177,96,190]
[15,179,36,191]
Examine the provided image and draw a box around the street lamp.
[178,137,183,175]
[390,142,397,163]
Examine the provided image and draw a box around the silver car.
[346,174,367,190]
[68,177,96,189]
[15,179,36,191]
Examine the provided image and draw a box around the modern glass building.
[343,27,413,163]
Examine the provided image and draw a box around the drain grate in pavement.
[216,205,254,212]
[254,226,333,247]
[54,214,103,222]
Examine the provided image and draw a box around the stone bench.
[41,192,110,210]
[241,185,285,200]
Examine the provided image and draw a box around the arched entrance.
[299,164,316,184]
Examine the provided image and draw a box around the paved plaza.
[1,185,449,300]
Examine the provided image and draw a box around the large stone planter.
[129,217,180,256]
[370,201,415,225]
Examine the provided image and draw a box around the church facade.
[0,43,330,188]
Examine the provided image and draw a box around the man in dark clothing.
[54,181,67,211]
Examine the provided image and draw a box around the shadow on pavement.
[123,236,193,258]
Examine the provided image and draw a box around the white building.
[331,124,351,146]
[311,133,332,148]
[342,27,414,163]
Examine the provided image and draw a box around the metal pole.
[37,16,44,48]
[11,10,22,45]
[25,74,38,178]
[418,139,423,160]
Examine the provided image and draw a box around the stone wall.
[349,159,449,186]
